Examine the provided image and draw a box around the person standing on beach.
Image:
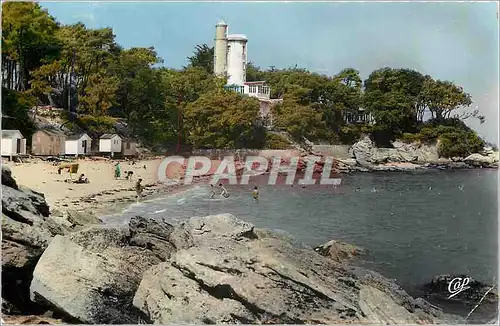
[252,186,259,202]
[114,162,121,179]
[135,178,144,202]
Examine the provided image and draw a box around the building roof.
[39,128,66,137]
[216,19,227,27]
[100,133,121,139]
[2,130,23,139]
[244,81,267,85]
[227,34,247,41]
[67,133,89,141]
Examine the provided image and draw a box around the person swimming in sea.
[252,186,259,202]
[219,183,229,198]
[210,184,216,199]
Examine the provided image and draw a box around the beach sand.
[3,157,194,217]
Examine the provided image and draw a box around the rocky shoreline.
[331,136,499,173]
[3,166,498,324]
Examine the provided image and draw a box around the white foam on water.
[153,208,167,214]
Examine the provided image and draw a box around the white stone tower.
[213,20,228,77]
[226,34,247,86]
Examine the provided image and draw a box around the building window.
[249,85,257,93]
[126,142,131,149]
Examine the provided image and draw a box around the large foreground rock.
[133,214,459,324]
[29,216,193,324]
[1,166,67,314]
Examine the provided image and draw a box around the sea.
[102,169,498,321]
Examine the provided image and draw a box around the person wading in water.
[135,178,144,203]
[252,186,259,202]
[219,183,229,198]
[210,184,216,199]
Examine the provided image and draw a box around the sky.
[39,1,499,145]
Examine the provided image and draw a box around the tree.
[2,2,61,91]
[420,78,478,122]
[363,68,428,143]
[186,44,214,74]
[183,90,266,148]
[79,73,119,115]
[246,62,266,82]
[272,88,328,142]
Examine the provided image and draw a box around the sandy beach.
[2,157,195,217]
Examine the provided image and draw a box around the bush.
[78,115,116,134]
[264,133,292,149]
[400,133,421,143]
[338,124,373,145]
[438,131,485,158]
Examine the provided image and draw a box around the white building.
[213,20,282,126]
[99,134,122,154]
[65,133,92,156]
[342,108,375,125]
[1,130,27,157]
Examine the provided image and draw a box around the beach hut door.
[16,139,21,154]
[82,140,87,154]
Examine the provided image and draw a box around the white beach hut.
[99,134,122,155]
[65,133,92,156]
[1,130,27,157]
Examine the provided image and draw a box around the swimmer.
[219,183,229,198]
[210,184,215,199]
[252,186,259,202]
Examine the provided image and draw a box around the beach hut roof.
[39,128,66,137]
[2,130,23,139]
[67,133,88,141]
[100,133,121,139]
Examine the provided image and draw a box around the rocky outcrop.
[422,275,498,305]
[29,216,193,324]
[7,204,468,324]
[315,239,365,262]
[1,166,67,315]
[1,167,108,318]
[349,136,498,171]
[420,275,498,323]
[464,152,499,168]
[132,214,459,324]
[349,136,439,167]
[2,314,63,324]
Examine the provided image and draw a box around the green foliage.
[183,90,266,149]
[77,115,116,134]
[2,2,61,91]
[186,44,214,74]
[264,133,292,149]
[338,124,373,145]
[398,117,485,157]
[272,98,327,142]
[2,2,488,152]
[1,87,37,139]
[438,132,485,158]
